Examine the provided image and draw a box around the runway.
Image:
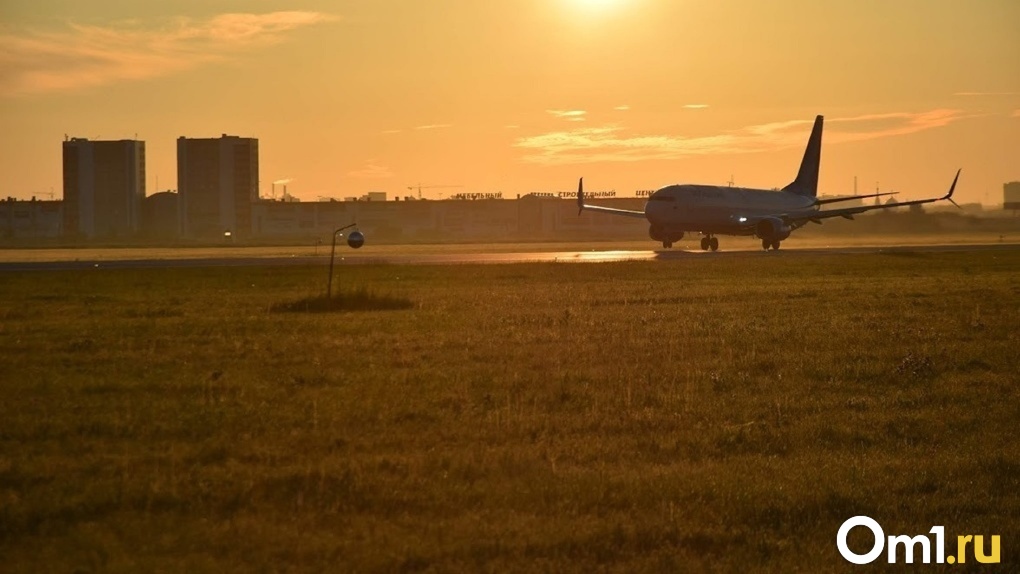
[1,242,1016,272]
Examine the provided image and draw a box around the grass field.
[1,250,1018,572]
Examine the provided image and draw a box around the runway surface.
[2,243,1016,272]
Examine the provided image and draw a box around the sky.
[1,0,1018,203]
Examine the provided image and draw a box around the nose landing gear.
[651,227,683,249]
[761,239,781,251]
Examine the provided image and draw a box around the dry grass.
[1,250,1017,572]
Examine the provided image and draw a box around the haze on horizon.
[1,0,1017,204]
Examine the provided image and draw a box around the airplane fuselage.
[577,114,960,251]
[644,185,816,236]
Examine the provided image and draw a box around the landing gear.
[700,237,709,250]
[700,236,719,251]
[651,227,682,249]
[761,239,782,251]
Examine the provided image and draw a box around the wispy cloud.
[347,162,393,179]
[414,124,452,130]
[683,104,709,109]
[381,129,402,134]
[0,11,335,97]
[823,110,971,144]
[272,177,293,185]
[614,105,630,111]
[547,109,587,122]
[514,109,969,165]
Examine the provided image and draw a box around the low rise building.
[0,198,63,239]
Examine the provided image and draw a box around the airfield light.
[327,223,364,299]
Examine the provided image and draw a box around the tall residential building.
[62,138,146,238]
[177,135,259,238]
[1004,181,1020,211]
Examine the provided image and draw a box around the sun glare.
[570,0,623,12]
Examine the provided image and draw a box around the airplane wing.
[814,191,898,206]
[781,169,960,226]
[576,178,646,219]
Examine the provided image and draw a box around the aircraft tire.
[761,239,770,251]
[709,237,719,251]
[771,241,781,250]
[701,237,709,250]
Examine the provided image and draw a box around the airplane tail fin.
[782,115,823,198]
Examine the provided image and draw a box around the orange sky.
[1,0,1018,203]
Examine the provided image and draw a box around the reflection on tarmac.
[1,243,1017,272]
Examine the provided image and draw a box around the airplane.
[576,115,960,251]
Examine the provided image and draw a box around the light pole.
[327,223,365,300]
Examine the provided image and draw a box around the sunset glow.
[0,1,1017,204]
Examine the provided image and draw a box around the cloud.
[614,105,630,111]
[514,109,970,165]
[381,129,402,134]
[0,11,335,97]
[683,104,709,109]
[414,124,452,130]
[823,110,970,143]
[347,162,393,179]
[272,177,293,185]
[547,109,587,122]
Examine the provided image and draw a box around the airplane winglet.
[577,177,585,216]
[943,169,961,208]
[572,178,646,219]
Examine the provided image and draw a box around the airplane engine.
[347,230,365,249]
[755,218,791,241]
[649,226,682,242]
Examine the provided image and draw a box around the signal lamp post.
[328,223,365,300]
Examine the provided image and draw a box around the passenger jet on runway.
[576,115,960,251]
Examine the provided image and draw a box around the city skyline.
[1,0,1018,203]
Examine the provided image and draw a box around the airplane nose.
[644,202,664,224]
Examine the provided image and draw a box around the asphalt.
[1,243,1016,272]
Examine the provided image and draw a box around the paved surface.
[1,243,1016,272]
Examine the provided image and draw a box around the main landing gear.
[761,239,781,251]
[700,236,719,251]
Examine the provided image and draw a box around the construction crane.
[407,184,463,199]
